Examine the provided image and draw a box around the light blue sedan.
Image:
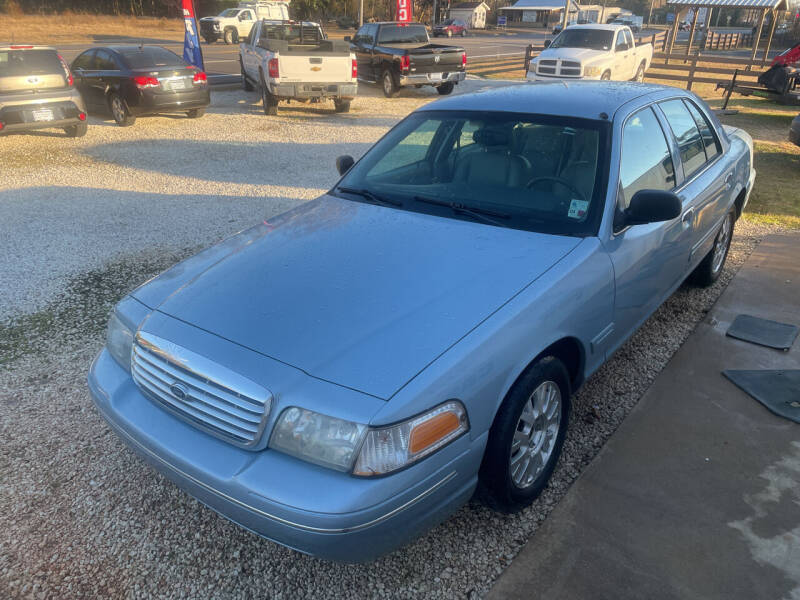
[89,82,755,561]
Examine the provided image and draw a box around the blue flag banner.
[182,0,205,71]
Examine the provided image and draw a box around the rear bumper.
[0,98,85,134]
[398,70,465,87]
[127,87,211,115]
[87,348,483,562]
[272,82,357,100]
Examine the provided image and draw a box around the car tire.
[187,108,205,118]
[381,68,399,98]
[461,30,467,37]
[333,99,351,113]
[241,60,254,91]
[437,81,455,95]
[601,70,611,80]
[260,72,278,116]
[634,61,646,82]
[108,94,135,127]
[64,122,88,137]
[478,356,571,513]
[689,209,735,287]
[224,28,237,44]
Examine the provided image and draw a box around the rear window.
[377,24,429,44]
[0,49,63,76]
[262,23,323,44]
[118,47,185,69]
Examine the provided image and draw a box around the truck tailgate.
[408,45,463,74]
[278,54,351,83]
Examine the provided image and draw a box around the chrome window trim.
[97,408,457,535]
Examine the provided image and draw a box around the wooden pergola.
[666,0,788,65]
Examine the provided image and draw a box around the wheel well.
[517,337,585,396]
[733,187,747,219]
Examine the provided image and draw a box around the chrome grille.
[537,59,582,77]
[131,332,272,448]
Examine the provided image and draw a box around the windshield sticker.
[568,199,589,219]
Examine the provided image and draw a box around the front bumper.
[398,71,466,87]
[526,71,599,82]
[88,348,483,562]
[271,82,357,100]
[127,86,211,115]
[0,98,85,134]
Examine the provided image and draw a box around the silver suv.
[0,45,88,137]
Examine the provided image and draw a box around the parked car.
[433,18,468,37]
[199,1,289,44]
[552,21,575,35]
[347,21,466,97]
[528,24,653,82]
[70,46,210,127]
[611,15,643,33]
[0,45,87,137]
[790,113,800,146]
[240,20,357,115]
[336,15,359,29]
[89,81,755,562]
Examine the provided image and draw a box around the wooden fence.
[704,31,754,50]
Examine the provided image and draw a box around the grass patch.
[5,13,183,45]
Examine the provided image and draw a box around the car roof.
[567,23,627,30]
[419,81,681,120]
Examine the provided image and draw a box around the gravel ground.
[0,80,787,599]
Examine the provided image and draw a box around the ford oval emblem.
[170,383,189,401]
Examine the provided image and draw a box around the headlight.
[353,400,468,476]
[583,65,601,77]
[270,401,469,476]
[106,311,134,372]
[270,408,368,471]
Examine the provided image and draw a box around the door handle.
[725,172,734,188]
[682,208,694,227]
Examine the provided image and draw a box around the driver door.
[613,31,633,78]
[602,106,691,355]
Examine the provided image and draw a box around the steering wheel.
[525,176,587,202]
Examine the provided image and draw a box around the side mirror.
[624,190,682,226]
[544,39,552,48]
[336,155,355,175]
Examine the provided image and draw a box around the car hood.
[539,47,610,63]
[136,196,582,399]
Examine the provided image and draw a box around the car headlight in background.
[270,401,469,476]
[106,311,135,372]
[353,401,468,476]
[583,65,601,77]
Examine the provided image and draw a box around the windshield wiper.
[413,195,510,226]
[337,186,402,207]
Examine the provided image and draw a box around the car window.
[659,99,707,179]
[94,50,120,71]
[354,24,375,44]
[119,47,185,69]
[615,32,629,51]
[240,10,253,21]
[619,107,675,210]
[71,50,95,71]
[336,110,608,236]
[683,99,721,162]
[377,24,429,44]
[624,29,634,47]
[0,48,64,76]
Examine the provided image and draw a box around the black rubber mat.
[726,314,799,351]
[723,370,800,424]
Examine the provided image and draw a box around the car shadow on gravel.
[81,140,373,186]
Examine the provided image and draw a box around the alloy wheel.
[509,381,562,489]
[711,212,733,274]
[111,97,125,122]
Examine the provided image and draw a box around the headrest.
[473,127,510,147]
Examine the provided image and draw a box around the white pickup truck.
[240,20,358,115]
[199,1,289,44]
[527,24,652,82]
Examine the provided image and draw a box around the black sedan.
[70,46,210,126]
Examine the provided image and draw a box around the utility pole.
[433,0,439,24]
[359,0,364,25]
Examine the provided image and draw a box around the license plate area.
[428,73,443,81]
[163,77,190,91]
[32,108,54,122]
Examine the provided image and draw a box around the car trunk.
[406,44,464,74]
[132,67,197,94]
[0,49,68,95]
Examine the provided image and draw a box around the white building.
[499,0,580,27]
[449,1,491,28]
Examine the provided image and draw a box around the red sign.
[396,0,412,22]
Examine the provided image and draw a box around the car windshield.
[0,49,62,76]
[549,29,614,51]
[334,110,607,236]
[378,24,429,43]
[440,19,455,25]
[219,9,239,17]
[119,47,185,69]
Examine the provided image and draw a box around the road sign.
[498,15,507,26]
[666,12,675,23]
[397,0,412,22]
